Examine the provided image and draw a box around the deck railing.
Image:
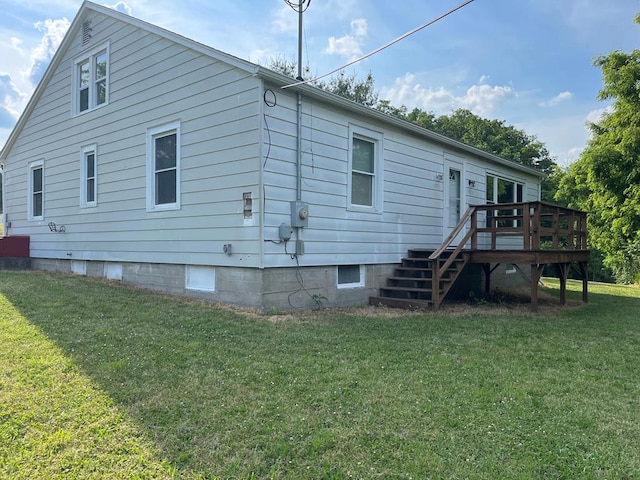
[428,201,588,307]
[471,201,588,252]
[431,201,588,259]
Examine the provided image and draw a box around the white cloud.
[106,1,132,15]
[29,18,70,85]
[539,91,573,107]
[0,73,26,128]
[324,19,367,61]
[382,73,513,117]
[518,106,614,168]
[271,4,298,35]
[586,105,613,124]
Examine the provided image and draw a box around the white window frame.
[146,122,181,211]
[28,160,44,221]
[337,264,365,289]
[73,42,110,115]
[80,144,98,208]
[485,172,525,228]
[347,125,383,212]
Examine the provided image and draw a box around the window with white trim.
[80,145,97,207]
[348,126,383,210]
[337,265,365,289]
[28,160,44,221]
[147,122,181,211]
[74,43,109,114]
[486,174,524,227]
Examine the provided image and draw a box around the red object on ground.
[0,236,30,257]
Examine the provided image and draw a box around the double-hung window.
[348,125,383,210]
[28,160,44,221]
[74,43,109,114]
[147,122,181,211]
[80,145,97,207]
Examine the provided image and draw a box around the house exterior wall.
[260,84,542,270]
[4,9,264,268]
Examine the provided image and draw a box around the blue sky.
[0,0,638,167]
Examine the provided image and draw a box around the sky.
[0,0,639,167]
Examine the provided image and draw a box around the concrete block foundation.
[31,259,396,311]
[30,258,528,310]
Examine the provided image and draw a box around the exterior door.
[443,158,465,244]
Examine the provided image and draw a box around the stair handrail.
[428,207,477,308]
[429,206,476,262]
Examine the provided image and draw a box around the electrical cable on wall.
[262,89,276,168]
[287,250,323,309]
[282,0,475,89]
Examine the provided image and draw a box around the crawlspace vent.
[82,20,92,45]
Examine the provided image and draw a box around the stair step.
[387,276,451,284]
[381,286,435,294]
[369,296,432,310]
[401,257,465,264]
[394,268,457,280]
[372,247,469,310]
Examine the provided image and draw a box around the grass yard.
[1,271,639,479]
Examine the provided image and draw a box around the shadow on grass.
[2,271,640,479]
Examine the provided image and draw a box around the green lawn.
[1,271,639,479]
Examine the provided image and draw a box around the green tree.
[317,71,378,108]
[556,15,640,283]
[268,59,379,107]
[401,108,559,200]
[432,109,557,176]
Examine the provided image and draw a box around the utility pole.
[284,0,311,255]
[284,0,310,80]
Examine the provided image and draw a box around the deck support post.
[482,263,491,293]
[579,261,588,303]
[530,264,539,310]
[530,264,544,311]
[557,262,571,305]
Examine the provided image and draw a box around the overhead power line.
[281,0,475,89]
[284,0,311,13]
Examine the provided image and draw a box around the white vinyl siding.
[28,160,44,221]
[4,12,262,266]
[80,144,97,207]
[147,122,181,211]
[73,42,109,114]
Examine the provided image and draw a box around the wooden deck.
[371,202,590,310]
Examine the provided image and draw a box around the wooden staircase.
[369,249,469,309]
[370,202,591,310]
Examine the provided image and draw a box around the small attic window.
[73,42,109,115]
[82,20,92,46]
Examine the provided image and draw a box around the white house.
[0,1,547,310]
